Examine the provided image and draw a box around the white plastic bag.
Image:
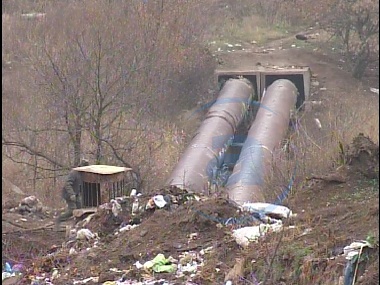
[241,202,294,219]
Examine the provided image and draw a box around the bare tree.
[2,0,215,194]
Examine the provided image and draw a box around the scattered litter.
[4,190,302,284]
[119,224,138,233]
[51,268,59,280]
[152,195,168,208]
[73,276,99,284]
[232,221,283,247]
[2,272,13,281]
[111,279,173,285]
[199,246,213,255]
[189,233,198,240]
[291,44,296,48]
[314,118,322,129]
[131,197,140,215]
[225,43,234,47]
[143,254,177,273]
[76,229,97,240]
[21,13,46,19]
[2,262,23,282]
[343,240,373,260]
[67,227,77,239]
[103,281,117,285]
[370,88,379,95]
[111,199,122,217]
[12,195,44,215]
[299,228,312,237]
[4,262,12,273]
[241,202,294,219]
[145,194,171,210]
[343,240,374,285]
[134,261,144,269]
[69,248,78,255]
[177,262,198,274]
[11,264,24,273]
[319,87,327,91]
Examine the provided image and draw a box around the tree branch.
[2,139,66,169]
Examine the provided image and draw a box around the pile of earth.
[344,133,379,179]
[16,196,251,284]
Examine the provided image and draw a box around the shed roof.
[72,165,132,175]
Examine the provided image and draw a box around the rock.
[119,253,135,263]
[98,271,117,283]
[311,81,320,87]
[2,276,21,285]
[87,251,98,261]
[224,257,245,282]
[139,229,148,237]
[296,34,308,41]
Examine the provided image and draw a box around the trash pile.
[9,196,44,216]
[75,187,203,237]
[3,186,302,285]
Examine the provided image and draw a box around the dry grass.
[299,87,378,172]
[211,14,292,46]
[207,5,305,51]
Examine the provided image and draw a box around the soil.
[2,20,379,285]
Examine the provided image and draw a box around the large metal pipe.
[167,78,254,192]
[226,79,298,205]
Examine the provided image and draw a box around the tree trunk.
[352,43,370,79]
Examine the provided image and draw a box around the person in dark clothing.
[56,159,89,223]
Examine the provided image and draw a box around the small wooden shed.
[72,164,134,208]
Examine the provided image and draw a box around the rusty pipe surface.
[226,79,298,205]
[167,78,254,192]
